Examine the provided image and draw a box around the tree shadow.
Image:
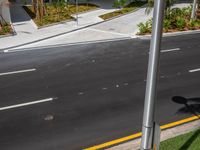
[172,96,200,149]
[178,129,200,150]
[172,96,200,118]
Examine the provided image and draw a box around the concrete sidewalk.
[0,2,118,50]
[0,2,190,51]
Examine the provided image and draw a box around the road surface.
[0,33,200,150]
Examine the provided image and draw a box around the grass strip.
[23,3,99,27]
[160,128,200,150]
[100,1,146,20]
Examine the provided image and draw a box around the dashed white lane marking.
[161,48,180,53]
[44,114,54,121]
[0,98,54,111]
[0,68,36,76]
[124,83,129,86]
[189,68,200,73]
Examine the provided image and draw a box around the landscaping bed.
[137,6,200,35]
[0,24,13,36]
[23,3,99,27]
[160,128,200,150]
[99,1,146,20]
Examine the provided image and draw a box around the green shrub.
[2,26,10,33]
[0,24,11,35]
[113,0,127,8]
[188,20,196,29]
[176,17,186,30]
[137,19,152,34]
[188,19,200,29]
[181,6,191,17]
[169,8,182,19]
[163,19,171,31]
[137,6,199,34]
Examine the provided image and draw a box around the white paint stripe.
[0,69,36,76]
[189,68,200,73]
[0,98,54,111]
[161,48,180,53]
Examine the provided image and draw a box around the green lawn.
[160,129,200,150]
[99,1,146,20]
[23,3,99,26]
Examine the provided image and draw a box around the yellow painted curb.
[84,114,200,150]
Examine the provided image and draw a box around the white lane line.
[0,68,36,76]
[161,48,180,53]
[189,68,200,73]
[0,98,54,111]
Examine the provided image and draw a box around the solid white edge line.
[189,68,200,73]
[161,48,180,53]
[0,68,36,76]
[0,98,54,111]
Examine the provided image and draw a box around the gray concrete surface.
[0,2,191,50]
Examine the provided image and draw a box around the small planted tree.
[32,0,46,22]
[113,0,127,8]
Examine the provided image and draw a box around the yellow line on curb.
[84,114,200,150]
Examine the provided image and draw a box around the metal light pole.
[140,0,165,149]
[191,0,198,20]
[75,0,78,26]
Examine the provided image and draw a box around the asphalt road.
[0,33,200,150]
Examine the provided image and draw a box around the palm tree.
[32,0,37,13]
[32,0,46,22]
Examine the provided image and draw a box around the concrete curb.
[136,29,200,40]
[36,18,75,29]
[3,36,132,52]
[1,4,146,51]
[106,119,200,150]
[0,33,13,38]
[100,4,148,22]
[3,3,197,50]
[1,20,103,51]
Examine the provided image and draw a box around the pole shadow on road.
[171,96,200,150]
[172,96,200,118]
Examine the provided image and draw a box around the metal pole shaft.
[140,0,165,149]
[191,0,198,20]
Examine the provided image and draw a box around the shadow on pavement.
[172,96,200,150]
[172,96,200,118]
